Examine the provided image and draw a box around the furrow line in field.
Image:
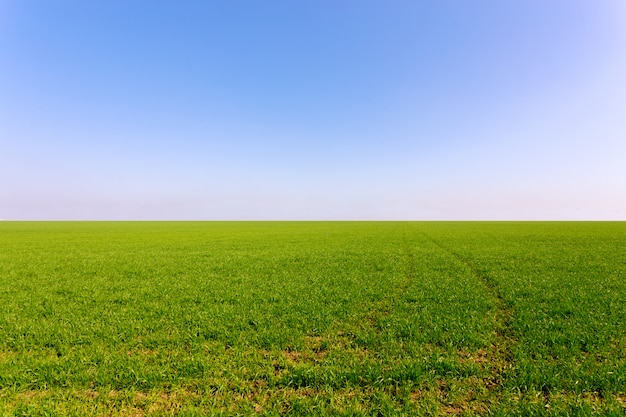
[419,231,516,391]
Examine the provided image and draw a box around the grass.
[0,221,624,416]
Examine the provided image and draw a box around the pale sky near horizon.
[1,1,625,220]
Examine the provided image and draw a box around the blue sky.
[1,1,625,220]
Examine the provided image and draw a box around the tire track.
[419,230,516,390]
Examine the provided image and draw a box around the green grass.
[0,221,624,416]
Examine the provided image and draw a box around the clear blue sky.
[1,1,625,220]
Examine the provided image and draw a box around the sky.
[1,0,625,220]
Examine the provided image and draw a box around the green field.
[0,222,625,416]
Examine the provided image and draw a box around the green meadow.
[0,221,625,416]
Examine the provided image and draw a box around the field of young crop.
[0,221,625,416]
